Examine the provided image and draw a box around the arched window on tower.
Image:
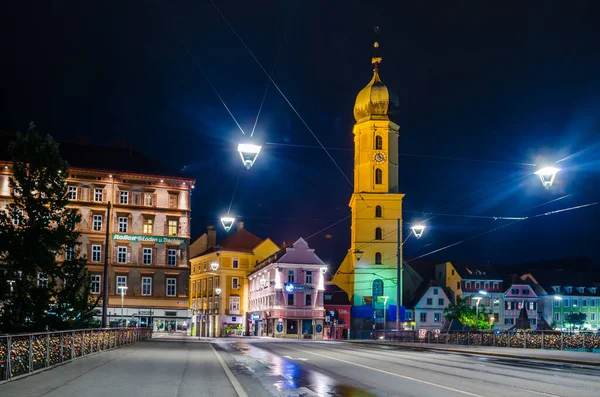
[375,227,382,240]
[375,205,382,218]
[375,135,383,150]
[375,168,383,184]
[372,279,384,304]
[375,252,382,264]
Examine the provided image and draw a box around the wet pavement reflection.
[233,342,376,397]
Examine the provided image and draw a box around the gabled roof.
[531,269,600,297]
[196,228,264,257]
[407,279,450,308]
[249,237,325,276]
[324,284,351,306]
[452,262,502,280]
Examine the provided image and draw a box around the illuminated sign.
[251,314,260,320]
[112,233,186,245]
[284,283,314,292]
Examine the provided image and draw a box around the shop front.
[102,307,190,332]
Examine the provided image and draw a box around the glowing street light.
[210,261,219,272]
[238,143,262,170]
[215,287,222,295]
[534,166,560,188]
[411,224,426,239]
[220,216,235,232]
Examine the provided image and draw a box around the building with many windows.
[189,222,279,337]
[0,138,195,330]
[247,238,327,339]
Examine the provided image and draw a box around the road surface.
[2,336,599,396]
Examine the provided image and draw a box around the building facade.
[503,283,539,330]
[189,222,279,337]
[248,238,326,339]
[410,281,451,333]
[1,155,195,330]
[323,284,351,340]
[332,43,405,330]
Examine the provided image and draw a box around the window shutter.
[164,220,167,235]
[88,213,93,230]
[153,193,157,207]
[178,249,181,265]
[127,251,131,264]
[77,186,82,200]
[113,247,118,262]
[102,187,107,202]
[138,246,142,265]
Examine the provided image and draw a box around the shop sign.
[284,283,314,292]
[276,324,283,333]
[251,314,260,320]
[138,310,152,315]
[112,233,186,245]
[316,324,323,333]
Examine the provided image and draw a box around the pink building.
[247,238,326,339]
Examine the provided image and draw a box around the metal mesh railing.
[0,328,152,381]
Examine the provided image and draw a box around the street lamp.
[210,261,219,272]
[396,220,427,333]
[380,296,389,339]
[237,143,262,170]
[534,166,560,188]
[118,286,128,327]
[473,296,482,329]
[220,216,236,232]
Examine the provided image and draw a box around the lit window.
[68,186,77,200]
[92,214,103,231]
[118,217,128,233]
[120,191,129,204]
[142,248,153,264]
[90,275,101,294]
[117,246,128,263]
[91,244,102,262]
[143,218,153,234]
[144,193,154,206]
[167,249,177,266]
[168,220,178,236]
[37,273,48,288]
[142,277,152,296]
[166,278,176,296]
[94,188,103,202]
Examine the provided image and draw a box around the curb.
[345,341,600,367]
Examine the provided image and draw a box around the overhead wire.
[209,0,354,188]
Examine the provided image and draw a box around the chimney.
[237,221,244,231]
[207,225,217,249]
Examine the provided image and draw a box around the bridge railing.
[0,327,152,382]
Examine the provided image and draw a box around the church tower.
[333,42,404,316]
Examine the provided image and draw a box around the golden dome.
[353,43,399,123]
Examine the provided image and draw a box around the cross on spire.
[372,41,382,72]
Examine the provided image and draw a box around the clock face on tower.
[373,152,387,164]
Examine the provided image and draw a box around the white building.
[247,238,326,339]
[411,281,452,332]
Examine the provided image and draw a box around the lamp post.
[118,286,128,327]
[215,286,222,337]
[473,296,482,329]
[209,254,220,337]
[380,296,389,339]
[396,221,426,334]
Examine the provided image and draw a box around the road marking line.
[276,344,488,397]
[209,343,248,397]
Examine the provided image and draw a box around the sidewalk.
[346,340,600,366]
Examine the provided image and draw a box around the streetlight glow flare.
[534,166,560,188]
[237,143,262,170]
[411,224,426,239]
[220,216,236,232]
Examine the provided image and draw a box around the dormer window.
[565,287,572,293]
[553,286,560,293]
[577,287,585,294]
[590,288,597,294]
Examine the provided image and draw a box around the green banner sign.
[112,233,185,245]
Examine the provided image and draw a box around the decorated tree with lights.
[444,296,492,330]
[0,123,99,333]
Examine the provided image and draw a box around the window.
[406,311,413,321]
[169,193,178,208]
[143,218,153,234]
[375,227,382,240]
[372,279,384,303]
[232,258,239,269]
[434,313,441,322]
[305,271,312,284]
[142,277,152,295]
[420,312,427,322]
[168,220,178,236]
[564,299,570,307]
[475,282,480,289]
[232,277,239,289]
[166,278,176,296]
[92,214,102,231]
[208,278,213,291]
[438,298,444,305]
[426,298,433,305]
[229,296,240,313]
[591,313,596,321]
[522,289,530,295]
[375,135,383,150]
[12,210,23,226]
[554,312,560,321]
[144,193,153,206]
[287,294,294,306]
[117,246,128,263]
[118,217,128,233]
[167,249,177,266]
[505,301,513,310]
[433,288,439,295]
[142,247,153,264]
[90,275,101,294]
[288,270,295,284]
[484,282,489,289]
[116,276,127,293]
[554,299,560,307]
[120,191,129,204]
[37,273,48,288]
[565,287,572,293]
[305,294,312,306]
[375,252,382,264]
[573,299,578,307]
[493,282,498,289]
[528,302,535,310]
[582,299,587,307]
[375,205,382,217]
[65,246,74,261]
[94,188,103,202]
[457,282,461,290]
[91,244,102,262]
[511,288,518,295]
[592,299,596,308]
[68,186,77,200]
[375,168,383,184]
[452,270,455,276]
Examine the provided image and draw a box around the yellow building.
[332,42,405,324]
[189,221,279,337]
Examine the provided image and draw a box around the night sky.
[1,1,599,269]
